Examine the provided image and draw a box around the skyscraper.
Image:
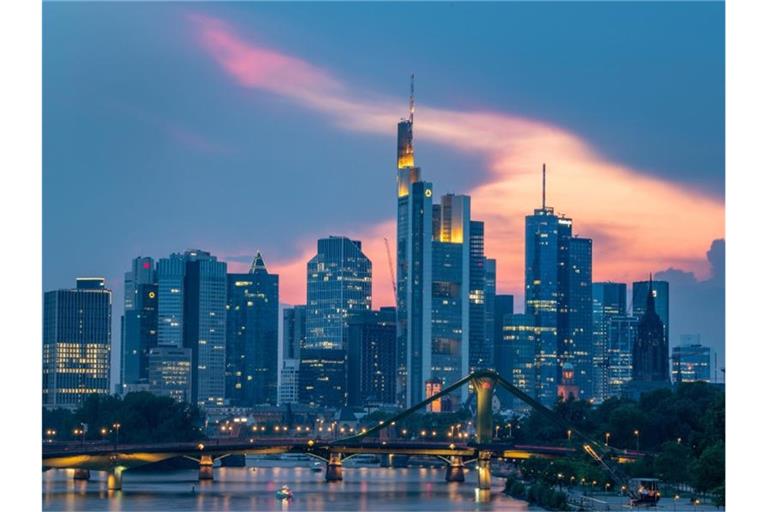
[493,294,514,373]
[469,220,490,372]
[483,257,497,371]
[225,252,279,406]
[180,250,227,408]
[283,305,306,360]
[306,236,372,349]
[43,278,112,409]
[525,165,592,404]
[592,282,627,402]
[606,315,637,398]
[157,253,186,348]
[148,346,192,403]
[121,257,158,392]
[302,236,371,406]
[498,314,537,412]
[431,193,471,408]
[346,308,397,407]
[630,277,670,394]
[563,237,593,399]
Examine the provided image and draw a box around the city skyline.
[43,2,725,378]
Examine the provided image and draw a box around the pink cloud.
[191,13,724,307]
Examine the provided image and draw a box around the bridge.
[42,370,644,498]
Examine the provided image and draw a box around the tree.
[693,441,725,492]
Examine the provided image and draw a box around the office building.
[121,257,158,392]
[43,278,112,409]
[469,221,490,372]
[592,282,627,402]
[306,236,372,349]
[497,314,538,412]
[278,358,300,405]
[672,340,711,383]
[346,308,397,407]
[430,193,471,409]
[225,252,279,406]
[148,346,192,403]
[524,166,592,404]
[484,258,497,371]
[283,305,306,360]
[492,294,514,374]
[299,348,347,406]
[606,315,637,399]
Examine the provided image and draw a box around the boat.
[628,478,661,506]
[275,485,293,500]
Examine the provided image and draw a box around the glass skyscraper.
[282,305,306,360]
[346,308,397,407]
[469,220,490,372]
[225,252,279,406]
[592,282,627,402]
[302,236,371,406]
[430,193,471,408]
[498,314,538,412]
[43,278,112,409]
[524,172,592,404]
[483,257,497,372]
[121,257,158,392]
[606,315,637,398]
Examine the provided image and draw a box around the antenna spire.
[409,73,415,124]
[542,163,547,209]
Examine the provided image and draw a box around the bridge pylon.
[326,452,343,482]
[445,455,465,482]
[198,454,214,481]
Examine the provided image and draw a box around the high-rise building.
[179,250,227,408]
[278,358,300,405]
[148,346,192,403]
[346,308,397,407]
[606,315,637,398]
[120,258,158,393]
[157,253,186,348]
[493,294,514,373]
[483,258,497,371]
[299,348,347,406]
[563,237,593,399]
[306,236,372,350]
[302,237,371,407]
[672,340,711,383]
[497,314,537,412]
[632,279,669,344]
[43,278,112,409]
[225,252,279,406]
[469,221,490,372]
[431,193,471,408]
[524,166,592,404]
[283,305,306,360]
[628,277,670,398]
[592,282,627,402]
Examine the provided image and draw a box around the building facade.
[469,221,490,372]
[148,346,192,403]
[592,282,627,402]
[498,314,538,412]
[346,308,397,407]
[672,341,711,383]
[43,278,112,409]
[629,278,670,397]
[632,279,670,345]
[225,252,279,406]
[606,315,638,398]
[283,305,306,360]
[121,257,158,392]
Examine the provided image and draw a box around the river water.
[42,459,531,511]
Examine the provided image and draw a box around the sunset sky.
[43,2,725,371]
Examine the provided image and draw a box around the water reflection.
[43,461,529,511]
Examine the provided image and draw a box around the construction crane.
[383,237,397,306]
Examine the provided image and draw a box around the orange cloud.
[191,13,724,307]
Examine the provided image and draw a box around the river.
[42,459,532,511]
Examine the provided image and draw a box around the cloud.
[656,239,725,369]
[189,13,724,308]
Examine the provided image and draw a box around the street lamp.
[633,429,640,451]
[604,432,611,446]
[112,423,121,450]
[567,429,572,443]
